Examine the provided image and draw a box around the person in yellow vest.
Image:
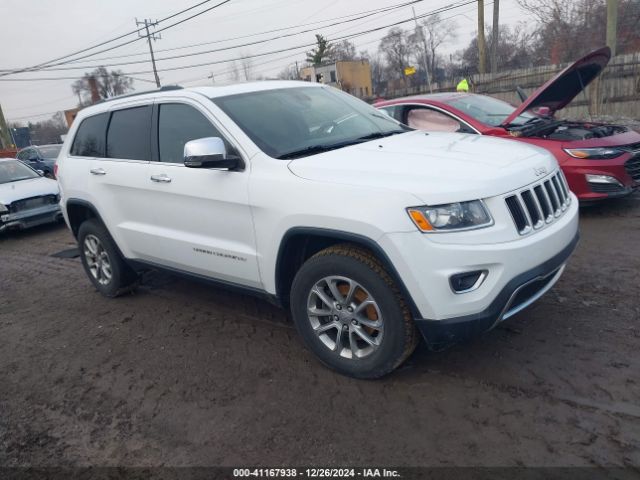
[456,78,469,92]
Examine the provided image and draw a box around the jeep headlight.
[407,200,493,232]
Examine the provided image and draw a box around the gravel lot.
[1,194,639,468]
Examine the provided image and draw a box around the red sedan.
[376,47,639,202]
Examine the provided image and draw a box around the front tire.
[290,244,418,379]
[78,219,138,297]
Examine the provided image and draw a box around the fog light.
[585,174,623,186]
[450,270,488,294]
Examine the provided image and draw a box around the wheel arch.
[65,198,106,238]
[274,227,420,318]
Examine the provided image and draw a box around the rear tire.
[77,219,138,297]
[290,244,418,379]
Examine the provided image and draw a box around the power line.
[0,0,477,84]
[5,0,431,74]
[7,110,65,122]
[0,0,233,77]
[4,1,478,122]
[4,0,474,77]
[19,0,427,67]
[0,0,477,85]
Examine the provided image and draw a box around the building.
[300,60,373,99]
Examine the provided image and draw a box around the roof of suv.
[107,80,320,103]
[75,80,322,117]
[192,80,322,98]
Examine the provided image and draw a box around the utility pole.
[137,18,161,88]
[490,0,499,74]
[606,0,618,56]
[412,6,433,93]
[208,72,215,84]
[0,103,12,149]
[477,0,487,74]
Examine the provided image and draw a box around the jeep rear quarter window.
[106,106,152,161]
[70,113,109,157]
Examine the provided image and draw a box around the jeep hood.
[502,46,611,125]
[287,131,557,205]
[0,176,59,205]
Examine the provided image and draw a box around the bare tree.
[517,0,608,63]
[240,53,254,81]
[411,14,458,81]
[71,67,133,105]
[378,28,411,80]
[277,64,298,80]
[229,61,241,82]
[27,112,68,145]
[331,40,358,61]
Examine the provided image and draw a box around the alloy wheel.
[83,234,113,286]
[307,276,384,359]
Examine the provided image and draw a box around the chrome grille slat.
[528,189,546,228]
[534,185,553,222]
[551,175,567,208]
[520,190,543,228]
[544,180,561,215]
[558,171,570,202]
[518,192,534,226]
[505,171,572,236]
[505,195,531,234]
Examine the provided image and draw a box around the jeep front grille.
[505,171,571,235]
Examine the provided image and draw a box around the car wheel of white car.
[78,219,138,297]
[290,244,419,379]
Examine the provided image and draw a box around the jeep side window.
[157,103,234,163]
[70,113,109,157]
[106,106,152,161]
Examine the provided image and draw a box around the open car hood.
[502,46,611,126]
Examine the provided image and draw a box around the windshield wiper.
[355,130,405,141]
[277,142,355,159]
[277,131,407,159]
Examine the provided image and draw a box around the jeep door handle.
[150,174,172,183]
[90,168,106,176]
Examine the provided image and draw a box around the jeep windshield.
[212,86,410,159]
[444,94,536,127]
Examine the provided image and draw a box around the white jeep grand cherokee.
[56,81,579,378]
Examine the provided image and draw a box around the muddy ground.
[0,195,639,468]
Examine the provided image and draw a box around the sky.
[0,0,525,125]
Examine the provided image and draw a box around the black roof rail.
[97,85,183,104]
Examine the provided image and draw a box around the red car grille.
[625,155,640,182]
[505,171,571,235]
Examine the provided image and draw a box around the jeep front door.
[142,101,260,289]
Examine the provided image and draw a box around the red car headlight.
[563,147,624,159]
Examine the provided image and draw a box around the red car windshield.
[444,95,536,127]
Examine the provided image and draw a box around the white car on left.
[0,158,62,232]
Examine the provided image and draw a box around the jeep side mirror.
[183,137,243,170]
